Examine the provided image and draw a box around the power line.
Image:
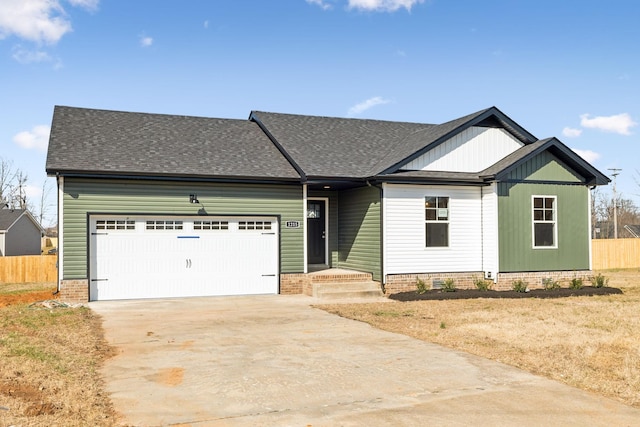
[608,168,622,239]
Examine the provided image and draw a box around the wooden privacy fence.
[0,255,57,283]
[592,238,640,270]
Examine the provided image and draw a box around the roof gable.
[399,126,524,173]
[46,106,300,181]
[482,138,610,186]
[0,209,42,232]
[376,106,538,175]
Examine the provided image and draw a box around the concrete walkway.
[91,295,640,426]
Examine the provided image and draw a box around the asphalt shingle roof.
[46,105,608,187]
[46,106,300,180]
[250,111,437,178]
[0,209,26,231]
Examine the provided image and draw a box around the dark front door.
[307,200,326,264]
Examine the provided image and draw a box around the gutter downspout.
[54,174,64,294]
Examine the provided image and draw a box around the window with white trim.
[194,220,229,230]
[533,196,556,248]
[425,196,449,247]
[96,219,135,231]
[145,220,184,230]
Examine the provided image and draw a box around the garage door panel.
[90,216,279,301]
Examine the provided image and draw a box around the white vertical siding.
[402,127,523,172]
[384,184,483,274]
[481,184,498,279]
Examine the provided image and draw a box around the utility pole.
[608,168,622,239]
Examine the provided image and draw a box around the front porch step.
[313,281,384,300]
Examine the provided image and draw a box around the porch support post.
[303,183,308,274]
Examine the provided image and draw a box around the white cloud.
[24,184,42,200]
[562,127,582,138]
[580,113,637,135]
[347,96,391,116]
[12,45,52,63]
[67,0,99,11]
[13,125,50,152]
[140,35,153,47]
[0,0,71,44]
[306,0,333,10]
[204,20,209,29]
[0,0,97,45]
[347,0,424,12]
[571,148,601,164]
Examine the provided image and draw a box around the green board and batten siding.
[498,152,590,272]
[337,186,382,281]
[62,178,304,279]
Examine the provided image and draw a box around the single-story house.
[46,105,609,302]
[0,209,44,256]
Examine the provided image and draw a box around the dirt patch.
[389,286,623,301]
[0,289,57,308]
[0,283,57,308]
[151,367,185,386]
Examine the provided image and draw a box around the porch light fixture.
[189,194,199,204]
[323,185,331,189]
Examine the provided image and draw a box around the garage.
[89,215,279,301]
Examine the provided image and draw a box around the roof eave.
[373,175,486,186]
[47,169,302,184]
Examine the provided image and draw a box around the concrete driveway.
[91,295,640,426]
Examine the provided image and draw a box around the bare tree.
[12,170,29,210]
[592,188,640,238]
[38,179,53,226]
[0,157,17,207]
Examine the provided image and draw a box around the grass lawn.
[318,269,640,408]
[0,282,117,426]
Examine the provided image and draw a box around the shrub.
[542,277,560,290]
[474,276,492,291]
[591,273,609,288]
[416,277,428,294]
[512,279,528,293]
[442,278,456,292]
[569,277,584,290]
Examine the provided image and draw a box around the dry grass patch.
[0,286,117,426]
[318,269,640,408]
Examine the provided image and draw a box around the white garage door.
[89,216,279,301]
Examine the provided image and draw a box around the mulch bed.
[389,286,623,301]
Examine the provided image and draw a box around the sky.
[1,0,639,226]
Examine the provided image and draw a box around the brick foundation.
[384,270,593,294]
[495,271,593,291]
[58,279,89,304]
[384,272,483,294]
[280,270,376,296]
[279,274,311,295]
